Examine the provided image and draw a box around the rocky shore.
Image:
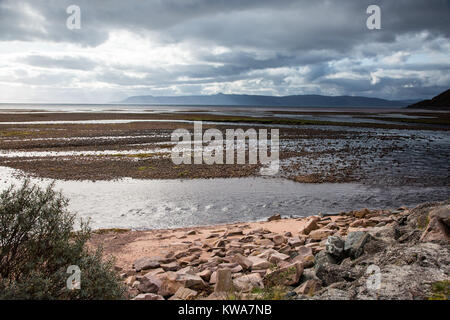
[92,199,450,300]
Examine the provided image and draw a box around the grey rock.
[137,274,162,294]
[304,201,450,300]
[315,263,358,286]
[133,257,161,272]
[233,273,264,292]
[214,269,233,293]
[177,273,207,291]
[267,214,281,221]
[132,293,164,300]
[325,235,345,259]
[432,206,450,227]
[314,250,337,270]
[172,287,198,300]
[344,231,371,259]
[232,254,253,270]
[161,261,180,271]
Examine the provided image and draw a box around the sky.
[0,0,449,103]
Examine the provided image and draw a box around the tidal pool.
[1,166,448,230]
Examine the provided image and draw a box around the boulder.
[254,238,274,246]
[212,249,226,258]
[176,266,197,276]
[172,287,198,300]
[214,269,233,293]
[133,257,161,272]
[238,235,255,243]
[309,228,335,240]
[267,214,281,221]
[247,256,271,270]
[218,262,238,269]
[214,239,227,247]
[368,216,394,225]
[209,271,217,284]
[304,242,323,254]
[230,265,242,274]
[294,279,321,295]
[225,229,244,237]
[349,219,366,228]
[257,248,278,259]
[232,254,253,270]
[315,262,358,286]
[297,246,313,257]
[292,254,315,268]
[314,250,337,270]
[278,245,292,255]
[177,273,207,291]
[143,268,165,277]
[188,246,202,253]
[326,222,339,230]
[174,251,189,259]
[433,206,450,227]
[198,269,212,281]
[233,273,264,292]
[292,246,315,268]
[272,235,286,246]
[268,252,290,264]
[132,293,164,300]
[354,208,371,219]
[299,217,319,235]
[137,274,162,294]
[344,231,371,258]
[264,262,303,286]
[420,206,450,243]
[288,237,305,247]
[325,235,345,259]
[161,261,180,272]
[156,272,183,296]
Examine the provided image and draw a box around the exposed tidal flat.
[0,105,449,230]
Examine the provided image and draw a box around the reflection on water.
[0,166,448,230]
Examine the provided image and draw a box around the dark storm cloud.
[2,0,448,48]
[1,0,449,100]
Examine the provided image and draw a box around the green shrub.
[429,280,450,300]
[0,179,125,299]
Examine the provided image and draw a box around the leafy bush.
[0,179,125,299]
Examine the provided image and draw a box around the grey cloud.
[19,54,97,71]
[1,0,449,101]
[1,0,449,48]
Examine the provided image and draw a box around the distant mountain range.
[120,93,418,107]
[407,89,450,110]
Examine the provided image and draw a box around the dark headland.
[408,89,450,110]
[121,93,417,107]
